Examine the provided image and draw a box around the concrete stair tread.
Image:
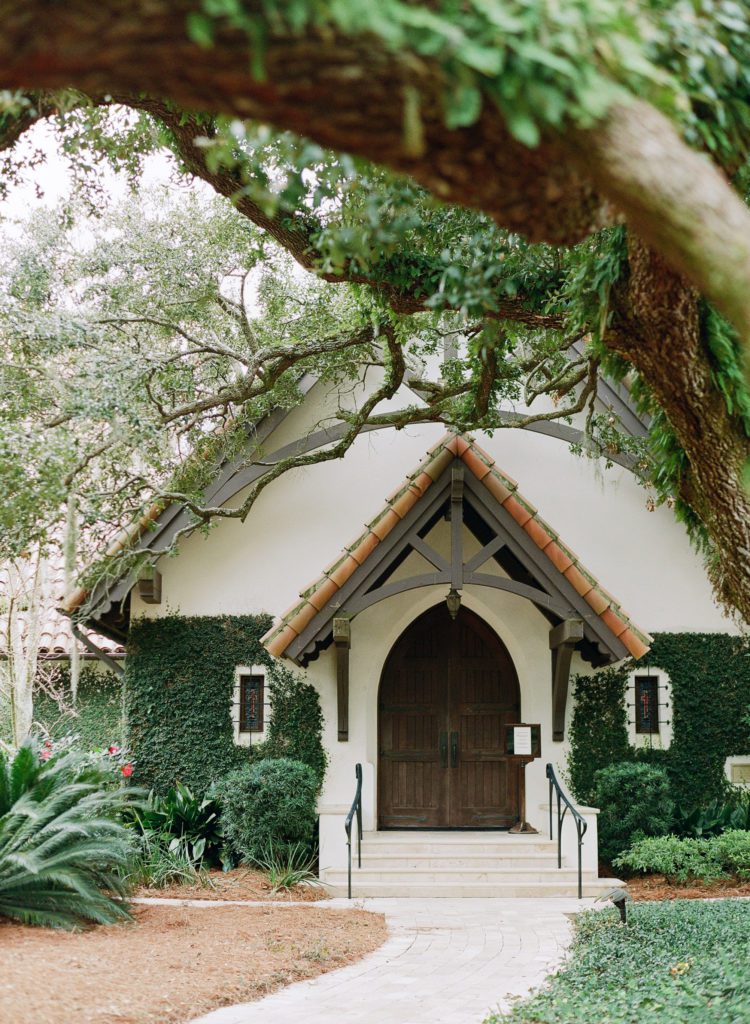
[322,880,619,898]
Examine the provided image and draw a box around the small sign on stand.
[504,723,542,833]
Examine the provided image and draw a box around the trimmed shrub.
[215,758,318,863]
[614,834,725,884]
[714,829,750,878]
[593,762,673,863]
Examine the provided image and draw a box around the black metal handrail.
[546,762,587,899]
[345,763,363,899]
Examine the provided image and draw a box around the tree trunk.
[607,240,750,620]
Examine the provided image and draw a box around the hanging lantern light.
[445,587,461,620]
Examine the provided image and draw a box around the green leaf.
[185,12,215,49]
[445,83,483,129]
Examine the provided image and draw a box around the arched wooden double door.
[378,605,521,829]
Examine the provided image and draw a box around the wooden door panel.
[378,605,520,829]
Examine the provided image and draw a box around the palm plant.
[0,743,138,928]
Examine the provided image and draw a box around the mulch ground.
[0,903,386,1024]
[135,866,327,902]
[626,874,750,901]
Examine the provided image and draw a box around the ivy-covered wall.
[125,613,273,794]
[569,632,750,810]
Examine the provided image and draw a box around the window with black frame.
[634,675,659,734]
[238,672,264,733]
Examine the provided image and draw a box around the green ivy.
[124,614,327,797]
[567,664,631,805]
[125,614,273,794]
[0,664,124,749]
[568,633,750,812]
[650,633,750,808]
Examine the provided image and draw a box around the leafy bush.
[673,792,750,838]
[489,900,750,1024]
[129,782,223,866]
[215,758,318,863]
[714,830,750,879]
[615,830,750,883]
[0,743,137,928]
[593,762,673,863]
[614,835,725,884]
[125,614,272,794]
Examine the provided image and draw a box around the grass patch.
[488,900,750,1023]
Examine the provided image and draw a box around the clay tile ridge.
[262,432,652,661]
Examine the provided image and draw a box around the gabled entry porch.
[264,432,648,895]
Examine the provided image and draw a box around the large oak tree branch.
[6,10,749,354]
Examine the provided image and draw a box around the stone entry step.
[321,879,618,898]
[320,830,618,899]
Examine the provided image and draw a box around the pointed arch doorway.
[378,604,522,829]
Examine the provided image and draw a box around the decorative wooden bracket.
[333,616,351,741]
[137,568,162,605]
[549,619,584,741]
[450,463,464,590]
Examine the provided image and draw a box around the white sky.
[0,120,193,227]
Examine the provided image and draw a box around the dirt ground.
[135,867,327,902]
[627,874,750,901]
[0,903,386,1024]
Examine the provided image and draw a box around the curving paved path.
[188,897,591,1024]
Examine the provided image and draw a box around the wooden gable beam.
[549,619,584,741]
[333,616,351,741]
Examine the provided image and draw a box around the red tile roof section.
[263,433,652,661]
[1,561,125,660]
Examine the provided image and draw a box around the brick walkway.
[189,897,590,1024]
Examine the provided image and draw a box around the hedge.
[568,632,750,810]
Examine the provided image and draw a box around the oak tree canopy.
[2,1,750,622]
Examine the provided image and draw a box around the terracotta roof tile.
[601,606,629,638]
[460,447,493,481]
[583,588,611,615]
[483,473,516,505]
[263,432,652,662]
[349,531,380,567]
[390,486,421,521]
[328,554,359,589]
[306,575,340,612]
[523,517,554,551]
[545,542,573,573]
[0,558,126,660]
[503,495,534,528]
[369,508,401,541]
[563,563,593,598]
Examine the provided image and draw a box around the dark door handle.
[439,732,448,769]
[450,731,459,768]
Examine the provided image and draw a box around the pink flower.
[120,763,134,778]
[108,745,120,756]
[43,740,53,749]
[40,749,51,761]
